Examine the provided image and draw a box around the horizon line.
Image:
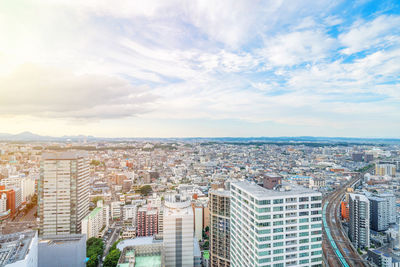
[1,131,400,140]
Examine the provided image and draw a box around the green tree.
[86,238,104,267]
[103,249,121,267]
[87,237,99,248]
[86,255,98,267]
[137,185,152,196]
[110,240,121,252]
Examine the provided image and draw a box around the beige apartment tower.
[38,152,90,236]
[209,189,230,267]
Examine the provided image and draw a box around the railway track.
[322,176,369,267]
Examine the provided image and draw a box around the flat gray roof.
[231,180,320,198]
[117,237,161,251]
[39,234,85,244]
[368,196,386,202]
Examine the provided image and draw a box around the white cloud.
[286,46,400,95]
[339,15,400,55]
[0,0,399,137]
[38,0,342,49]
[323,15,343,26]
[0,64,156,118]
[260,30,336,66]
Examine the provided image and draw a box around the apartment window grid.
[230,183,323,267]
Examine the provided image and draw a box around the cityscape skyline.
[0,135,399,266]
[2,1,400,267]
[1,0,400,137]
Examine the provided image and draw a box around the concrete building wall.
[194,206,203,241]
[111,201,122,219]
[0,193,7,212]
[369,197,388,232]
[230,181,323,267]
[123,205,137,221]
[81,207,103,240]
[38,234,86,267]
[39,152,89,236]
[349,193,370,249]
[163,198,194,267]
[379,193,396,224]
[209,189,230,267]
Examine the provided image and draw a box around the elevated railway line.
[322,175,369,267]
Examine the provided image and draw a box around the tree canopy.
[86,238,104,267]
[103,240,121,267]
[103,249,121,267]
[136,185,152,196]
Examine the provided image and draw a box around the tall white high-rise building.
[349,193,370,249]
[378,193,396,224]
[38,152,90,236]
[163,195,194,267]
[230,179,323,267]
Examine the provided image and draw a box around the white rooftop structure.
[233,180,319,198]
[0,231,38,267]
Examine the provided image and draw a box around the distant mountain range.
[0,131,96,142]
[0,131,399,144]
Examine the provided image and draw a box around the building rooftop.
[349,193,369,202]
[368,196,386,202]
[117,237,161,251]
[117,237,164,267]
[378,192,395,197]
[209,188,230,197]
[42,151,88,160]
[232,180,320,198]
[83,207,102,220]
[0,231,37,266]
[134,255,162,267]
[289,175,313,180]
[39,234,86,244]
[164,194,191,209]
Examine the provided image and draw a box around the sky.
[0,0,399,138]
